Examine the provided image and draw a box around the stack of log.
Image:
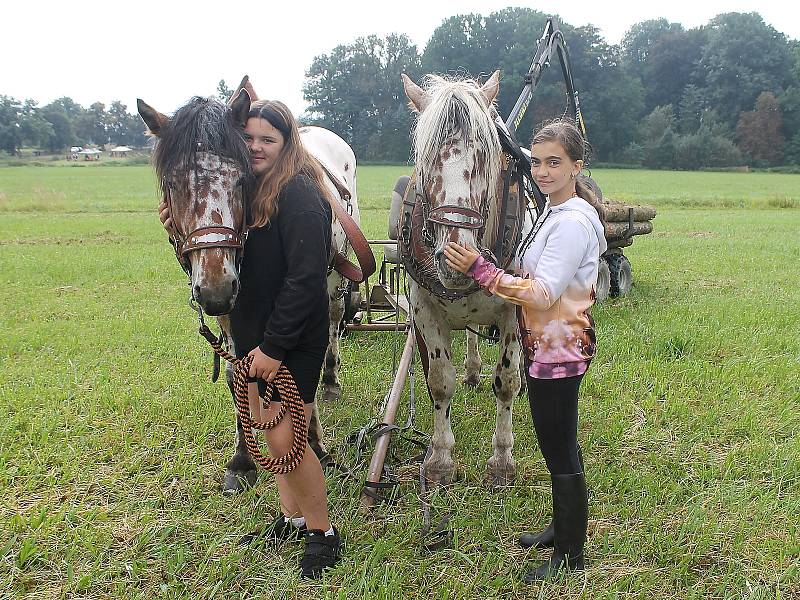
[601,199,656,249]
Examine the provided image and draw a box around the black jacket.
[229,173,332,361]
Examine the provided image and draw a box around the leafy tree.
[48,97,84,121]
[673,126,743,169]
[304,33,421,161]
[621,18,684,73]
[778,86,800,143]
[678,84,705,133]
[216,79,233,102]
[0,95,23,154]
[620,19,707,115]
[697,13,793,128]
[77,102,109,146]
[19,99,55,148]
[421,13,492,78]
[784,132,800,164]
[38,104,73,151]
[736,91,784,165]
[108,100,132,145]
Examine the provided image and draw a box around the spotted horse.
[138,77,368,494]
[399,71,531,486]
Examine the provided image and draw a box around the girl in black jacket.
[232,100,340,580]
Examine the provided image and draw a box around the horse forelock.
[412,76,502,205]
[152,97,251,192]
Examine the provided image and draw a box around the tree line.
[0,82,235,157]
[303,9,800,168]
[0,97,150,155]
[2,9,799,169]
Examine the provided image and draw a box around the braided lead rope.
[201,326,307,474]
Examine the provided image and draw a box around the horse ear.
[243,77,258,102]
[229,89,251,128]
[479,70,501,106]
[402,73,428,112]
[137,99,169,136]
[228,75,259,105]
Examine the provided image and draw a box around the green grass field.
[1,165,798,599]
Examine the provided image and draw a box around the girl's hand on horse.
[158,200,174,231]
[444,242,480,274]
[248,346,282,382]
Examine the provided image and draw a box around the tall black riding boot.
[523,472,587,582]
[519,447,584,549]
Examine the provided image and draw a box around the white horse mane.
[411,75,502,201]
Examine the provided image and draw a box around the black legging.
[526,374,584,475]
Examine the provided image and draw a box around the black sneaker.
[300,527,342,579]
[238,514,306,546]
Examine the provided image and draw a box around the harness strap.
[494,162,515,263]
[314,159,376,283]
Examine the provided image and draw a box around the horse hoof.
[487,464,516,489]
[320,383,341,402]
[423,462,455,487]
[463,373,481,388]
[222,469,257,495]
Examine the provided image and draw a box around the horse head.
[403,71,501,290]
[138,90,252,315]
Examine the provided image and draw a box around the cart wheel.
[607,253,632,297]
[596,258,610,302]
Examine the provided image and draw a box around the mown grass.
[0,165,798,599]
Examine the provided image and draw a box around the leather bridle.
[415,166,490,250]
[162,154,249,276]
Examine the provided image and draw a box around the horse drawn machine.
[139,16,655,549]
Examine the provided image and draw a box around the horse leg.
[463,326,481,387]
[415,298,457,486]
[214,316,258,495]
[486,309,521,487]
[320,281,345,402]
[222,361,258,495]
[307,403,329,465]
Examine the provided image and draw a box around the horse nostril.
[231,279,239,296]
[193,285,202,304]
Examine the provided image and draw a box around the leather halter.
[400,151,528,302]
[415,169,489,245]
[162,155,248,276]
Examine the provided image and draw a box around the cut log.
[605,220,653,239]
[602,202,657,223]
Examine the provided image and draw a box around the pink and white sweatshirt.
[468,196,607,379]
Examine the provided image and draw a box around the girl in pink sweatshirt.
[444,120,606,582]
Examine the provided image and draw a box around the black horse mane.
[152,97,252,189]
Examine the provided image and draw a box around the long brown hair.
[531,119,605,227]
[247,100,333,227]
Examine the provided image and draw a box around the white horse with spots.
[138,85,358,494]
[401,72,525,486]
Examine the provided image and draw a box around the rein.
[192,301,307,474]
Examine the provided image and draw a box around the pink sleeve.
[467,256,553,310]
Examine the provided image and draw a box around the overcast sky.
[2,0,797,117]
